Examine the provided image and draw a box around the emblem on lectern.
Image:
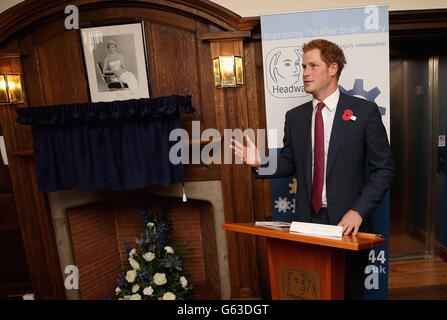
[280,267,320,300]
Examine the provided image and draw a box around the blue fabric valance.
[16,96,195,192]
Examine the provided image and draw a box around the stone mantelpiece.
[48,180,230,300]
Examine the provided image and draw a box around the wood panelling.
[0,53,64,299]
[196,22,217,130]
[0,231,32,299]
[0,1,244,44]
[150,23,201,116]
[36,31,89,105]
[0,194,18,230]
[0,1,267,299]
[246,39,272,298]
[0,121,31,299]
[208,36,263,298]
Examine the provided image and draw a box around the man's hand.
[229,136,261,168]
[337,209,363,236]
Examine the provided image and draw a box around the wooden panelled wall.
[0,0,271,299]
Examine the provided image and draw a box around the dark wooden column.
[202,32,271,298]
[0,51,65,299]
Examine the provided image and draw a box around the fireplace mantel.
[49,180,230,299]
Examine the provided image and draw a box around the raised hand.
[229,135,261,168]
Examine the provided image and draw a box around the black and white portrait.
[81,23,150,102]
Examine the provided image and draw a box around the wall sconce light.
[0,74,24,103]
[0,75,8,103]
[213,55,244,88]
[6,74,24,103]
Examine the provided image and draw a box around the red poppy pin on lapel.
[342,109,357,122]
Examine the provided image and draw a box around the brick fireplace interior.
[65,194,221,300]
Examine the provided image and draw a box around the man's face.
[302,48,337,98]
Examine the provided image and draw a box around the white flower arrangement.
[115,210,193,300]
[164,246,174,254]
[125,270,137,283]
[162,292,176,300]
[128,257,140,270]
[153,272,167,286]
[180,276,188,288]
[143,252,155,262]
[143,286,153,296]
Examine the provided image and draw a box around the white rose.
[147,222,154,228]
[118,298,123,300]
[132,284,140,293]
[162,292,176,300]
[143,286,153,296]
[129,248,136,257]
[164,246,174,254]
[123,295,132,300]
[115,287,121,294]
[180,276,188,288]
[153,273,167,286]
[143,252,155,262]
[129,294,142,300]
[125,270,137,283]
[128,257,140,270]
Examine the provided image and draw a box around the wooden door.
[0,124,32,299]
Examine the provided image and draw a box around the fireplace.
[48,180,230,300]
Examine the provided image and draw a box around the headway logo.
[266,46,309,99]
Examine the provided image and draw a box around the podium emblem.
[280,267,320,300]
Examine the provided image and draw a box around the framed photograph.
[80,22,150,102]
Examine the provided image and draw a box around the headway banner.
[261,6,390,299]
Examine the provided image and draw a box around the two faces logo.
[266,47,309,99]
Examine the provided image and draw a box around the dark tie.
[312,102,325,214]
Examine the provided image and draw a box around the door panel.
[390,46,432,258]
[435,55,447,252]
[390,40,447,259]
[0,125,31,299]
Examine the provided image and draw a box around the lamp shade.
[0,75,8,103]
[213,55,243,88]
[6,74,24,103]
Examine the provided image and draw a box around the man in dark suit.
[231,39,395,299]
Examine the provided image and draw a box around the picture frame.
[80,22,150,102]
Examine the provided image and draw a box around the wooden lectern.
[222,223,385,300]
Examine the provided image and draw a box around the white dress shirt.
[311,88,340,207]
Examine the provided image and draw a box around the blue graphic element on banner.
[339,79,386,115]
[261,6,389,41]
[269,148,297,221]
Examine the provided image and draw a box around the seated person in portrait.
[103,39,138,89]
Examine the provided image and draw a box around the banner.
[261,5,390,299]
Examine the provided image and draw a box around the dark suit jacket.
[256,92,395,227]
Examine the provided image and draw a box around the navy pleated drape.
[16,95,195,192]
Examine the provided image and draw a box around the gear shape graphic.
[274,197,291,213]
[339,79,386,116]
[290,199,296,212]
